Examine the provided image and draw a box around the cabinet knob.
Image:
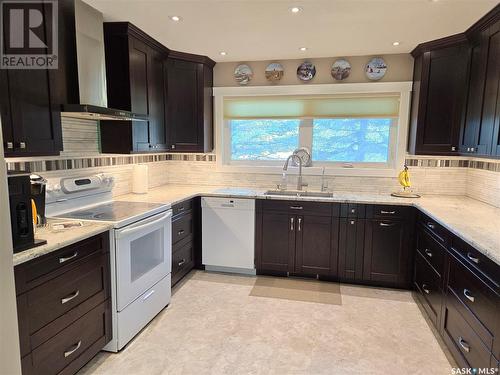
[451,146,456,151]
[19,141,26,149]
[171,144,176,149]
[6,142,13,149]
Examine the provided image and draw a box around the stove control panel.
[46,174,115,203]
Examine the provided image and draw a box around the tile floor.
[79,271,454,375]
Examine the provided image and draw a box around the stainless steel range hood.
[61,0,147,121]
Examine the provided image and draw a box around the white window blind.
[224,94,400,120]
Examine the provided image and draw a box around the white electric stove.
[46,173,172,352]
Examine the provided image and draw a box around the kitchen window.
[214,83,412,176]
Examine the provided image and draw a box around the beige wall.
[214,53,413,87]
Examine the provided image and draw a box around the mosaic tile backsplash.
[4,117,500,208]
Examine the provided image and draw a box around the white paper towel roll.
[132,164,148,194]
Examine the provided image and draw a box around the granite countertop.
[118,185,500,266]
[13,219,112,266]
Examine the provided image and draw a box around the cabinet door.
[416,45,470,154]
[363,219,410,287]
[7,69,62,156]
[464,22,500,156]
[166,58,202,151]
[338,218,365,281]
[258,213,295,273]
[147,50,167,150]
[295,215,337,276]
[0,69,13,152]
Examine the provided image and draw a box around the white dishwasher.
[202,197,256,275]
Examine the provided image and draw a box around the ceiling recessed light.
[219,51,227,56]
[290,6,302,13]
[299,47,307,51]
[170,15,181,22]
[392,41,400,46]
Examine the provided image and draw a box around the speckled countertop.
[118,185,500,266]
[13,219,112,266]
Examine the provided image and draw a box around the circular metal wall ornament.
[365,57,387,81]
[331,59,351,81]
[265,62,284,82]
[234,64,253,85]
[292,147,312,167]
[296,62,316,82]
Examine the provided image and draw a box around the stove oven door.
[115,210,172,311]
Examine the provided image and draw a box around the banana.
[398,165,411,189]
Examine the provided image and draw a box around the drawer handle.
[178,259,186,267]
[421,284,430,294]
[64,340,82,358]
[380,210,395,214]
[467,252,480,264]
[351,208,356,213]
[178,229,185,235]
[59,251,78,264]
[221,204,235,208]
[457,337,470,353]
[463,289,475,303]
[143,290,155,301]
[427,222,436,230]
[290,217,294,231]
[379,222,396,227]
[290,206,303,210]
[178,207,185,212]
[61,290,80,304]
[298,218,302,232]
[424,248,433,258]
[350,220,355,225]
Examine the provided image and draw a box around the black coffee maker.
[30,173,47,225]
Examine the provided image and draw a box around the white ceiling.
[84,0,498,62]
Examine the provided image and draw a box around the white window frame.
[213,82,412,177]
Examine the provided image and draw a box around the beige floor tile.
[79,271,453,375]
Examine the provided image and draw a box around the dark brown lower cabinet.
[338,218,365,281]
[171,198,199,286]
[413,214,500,371]
[255,200,337,276]
[15,232,112,375]
[294,215,338,275]
[363,219,412,288]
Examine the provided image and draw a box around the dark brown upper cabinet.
[408,36,471,155]
[100,22,169,153]
[409,4,500,158]
[1,3,62,157]
[165,51,215,153]
[461,8,500,157]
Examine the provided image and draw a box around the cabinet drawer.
[367,205,412,219]
[418,212,448,245]
[443,295,493,370]
[30,300,110,375]
[25,252,109,335]
[172,199,193,217]
[448,256,499,347]
[15,232,109,295]
[172,241,194,286]
[414,251,442,327]
[172,212,193,245]
[262,199,334,216]
[340,203,366,218]
[450,236,499,287]
[416,227,446,277]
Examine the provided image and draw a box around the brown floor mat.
[250,276,342,305]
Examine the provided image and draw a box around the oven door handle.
[115,211,172,239]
